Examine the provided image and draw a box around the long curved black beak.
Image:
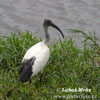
[51,23,64,38]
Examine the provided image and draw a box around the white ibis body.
[19,19,64,82]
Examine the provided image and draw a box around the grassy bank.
[0,30,100,100]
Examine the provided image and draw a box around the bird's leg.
[29,79,32,84]
[40,74,43,82]
[40,69,43,82]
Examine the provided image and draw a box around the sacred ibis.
[19,19,64,83]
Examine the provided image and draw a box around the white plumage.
[23,41,50,76]
[19,19,64,83]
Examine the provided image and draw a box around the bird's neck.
[44,26,50,43]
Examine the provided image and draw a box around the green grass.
[0,30,100,100]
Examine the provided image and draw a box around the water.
[0,0,100,41]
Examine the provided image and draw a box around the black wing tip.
[19,57,36,83]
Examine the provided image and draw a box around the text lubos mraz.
[62,88,91,93]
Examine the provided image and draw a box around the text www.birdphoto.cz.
[54,88,97,99]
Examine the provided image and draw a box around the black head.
[43,19,53,26]
[43,19,64,38]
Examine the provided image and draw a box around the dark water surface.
[0,0,100,41]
